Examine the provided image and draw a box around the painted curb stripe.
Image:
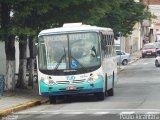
[0,98,48,117]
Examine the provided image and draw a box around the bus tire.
[49,96,56,104]
[65,95,72,103]
[107,88,114,96]
[96,92,105,101]
[105,74,108,96]
[107,74,114,96]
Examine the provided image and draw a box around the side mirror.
[114,32,121,40]
[114,36,118,40]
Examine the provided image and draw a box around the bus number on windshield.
[66,76,75,80]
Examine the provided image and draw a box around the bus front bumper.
[39,79,104,96]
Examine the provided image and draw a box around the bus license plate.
[66,86,77,90]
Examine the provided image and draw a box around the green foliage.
[46,0,116,26]
[98,0,151,35]
[0,0,152,39]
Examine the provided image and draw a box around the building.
[123,0,160,53]
[143,0,160,42]
[143,0,160,5]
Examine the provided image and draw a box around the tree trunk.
[1,3,16,91]
[5,37,16,91]
[16,35,27,89]
[28,59,35,87]
[28,36,35,87]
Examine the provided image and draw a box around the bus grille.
[56,81,70,84]
[72,79,85,84]
[56,79,86,85]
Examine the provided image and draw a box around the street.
[13,57,160,120]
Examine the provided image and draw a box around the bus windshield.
[38,32,101,71]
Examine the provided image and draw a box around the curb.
[129,57,140,64]
[0,98,49,117]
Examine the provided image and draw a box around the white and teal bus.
[37,23,118,104]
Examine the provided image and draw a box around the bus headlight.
[41,76,56,86]
[48,79,56,85]
[88,74,99,83]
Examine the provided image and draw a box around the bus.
[37,23,118,104]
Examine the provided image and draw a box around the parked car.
[114,44,120,50]
[155,56,160,67]
[142,43,158,58]
[155,50,160,67]
[155,42,160,54]
[116,50,131,65]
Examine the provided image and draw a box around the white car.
[155,42,160,67]
[155,56,160,67]
[116,50,131,65]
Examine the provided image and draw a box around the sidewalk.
[130,50,141,63]
[0,50,141,117]
[0,84,48,117]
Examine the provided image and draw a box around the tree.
[43,0,119,27]
[0,1,16,91]
[12,0,53,88]
[98,0,151,36]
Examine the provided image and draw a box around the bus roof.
[38,23,113,36]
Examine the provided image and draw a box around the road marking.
[85,108,160,111]
[93,112,109,115]
[16,109,160,115]
[146,112,160,114]
[63,112,84,114]
[120,111,135,114]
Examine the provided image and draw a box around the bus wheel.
[65,95,72,103]
[108,76,114,96]
[49,96,56,104]
[107,88,114,96]
[107,82,114,96]
[95,92,105,101]
[105,79,108,96]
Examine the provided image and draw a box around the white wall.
[0,41,20,75]
[0,42,6,75]
[130,22,141,51]
[15,41,19,74]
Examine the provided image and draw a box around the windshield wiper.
[54,48,88,71]
[54,48,66,70]
[69,55,88,72]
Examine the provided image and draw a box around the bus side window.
[108,35,113,56]
[106,35,110,56]
[101,35,107,50]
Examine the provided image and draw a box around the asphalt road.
[10,57,160,120]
